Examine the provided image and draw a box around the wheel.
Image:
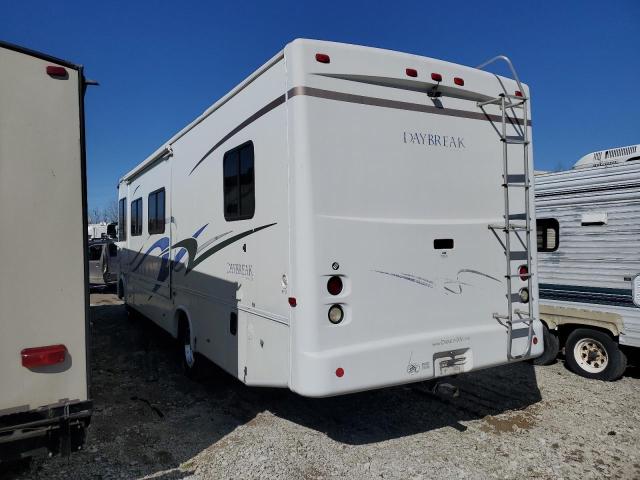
[179,319,198,378]
[532,323,559,366]
[565,328,627,381]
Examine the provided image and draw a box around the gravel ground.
[2,291,639,480]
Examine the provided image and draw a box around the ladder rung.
[509,251,528,261]
[506,174,526,183]
[501,137,529,145]
[505,272,533,279]
[502,183,531,188]
[488,223,529,231]
[508,213,527,220]
[509,317,534,325]
[477,97,503,107]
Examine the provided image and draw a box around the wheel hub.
[574,338,608,373]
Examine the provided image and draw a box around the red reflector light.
[405,68,418,78]
[46,66,67,77]
[336,367,344,378]
[288,297,297,307]
[21,345,67,368]
[532,336,539,345]
[515,90,523,97]
[327,276,343,296]
[454,77,465,86]
[315,53,330,64]
[431,73,442,82]
[518,265,529,281]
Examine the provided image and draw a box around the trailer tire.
[532,323,559,366]
[178,317,198,379]
[565,328,627,381]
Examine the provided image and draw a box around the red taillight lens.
[431,72,442,82]
[335,367,345,378]
[288,297,297,307]
[406,68,418,77]
[454,77,465,86]
[21,344,67,368]
[532,336,539,345]
[315,53,330,64]
[46,66,67,78]
[518,265,529,281]
[327,276,343,296]
[515,90,523,97]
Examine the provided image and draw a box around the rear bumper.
[290,323,543,397]
[0,400,92,462]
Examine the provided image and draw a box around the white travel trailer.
[0,42,92,460]
[117,39,543,397]
[535,145,640,380]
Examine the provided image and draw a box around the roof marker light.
[21,344,67,368]
[46,65,67,78]
[405,68,418,78]
[515,90,523,97]
[288,297,297,307]
[454,77,465,86]
[315,53,330,64]
[431,73,442,82]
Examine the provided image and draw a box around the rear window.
[536,218,559,252]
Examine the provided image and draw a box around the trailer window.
[131,197,143,236]
[536,218,559,252]
[118,198,127,241]
[223,141,255,221]
[148,188,165,234]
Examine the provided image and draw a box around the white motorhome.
[117,39,542,397]
[0,42,92,460]
[535,145,640,380]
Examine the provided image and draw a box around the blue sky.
[3,1,639,212]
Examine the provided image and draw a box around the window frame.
[223,141,255,222]
[148,187,166,235]
[130,197,143,237]
[536,218,559,252]
[118,198,127,241]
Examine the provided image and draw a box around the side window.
[118,198,127,241]
[130,197,143,236]
[148,188,166,235]
[223,141,255,221]
[536,218,559,252]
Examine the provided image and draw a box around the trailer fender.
[539,304,624,337]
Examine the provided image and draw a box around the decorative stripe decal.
[188,85,532,176]
[188,95,286,176]
[539,283,637,308]
[536,182,640,198]
[287,86,531,128]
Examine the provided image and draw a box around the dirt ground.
[2,291,639,479]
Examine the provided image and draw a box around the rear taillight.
[315,53,330,64]
[21,345,67,368]
[327,276,343,296]
[518,265,529,281]
[405,68,418,77]
[46,66,67,78]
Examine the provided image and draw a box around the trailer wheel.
[532,323,559,366]
[565,328,627,381]
[178,318,198,378]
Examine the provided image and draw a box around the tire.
[179,319,198,378]
[565,328,627,381]
[532,323,560,366]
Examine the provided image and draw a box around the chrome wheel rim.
[573,338,608,373]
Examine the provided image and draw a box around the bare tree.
[104,199,119,223]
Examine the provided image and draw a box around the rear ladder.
[476,55,535,360]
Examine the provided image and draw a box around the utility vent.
[605,145,637,159]
[581,212,607,226]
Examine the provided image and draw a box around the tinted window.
[148,188,166,234]
[118,198,127,241]
[536,218,559,252]
[131,198,143,236]
[223,142,254,221]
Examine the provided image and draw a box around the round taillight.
[518,265,529,281]
[532,336,538,345]
[327,276,343,296]
[336,367,344,378]
[519,288,530,304]
[328,305,344,324]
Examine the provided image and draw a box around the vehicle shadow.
[6,300,542,480]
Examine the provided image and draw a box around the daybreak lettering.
[403,131,466,149]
